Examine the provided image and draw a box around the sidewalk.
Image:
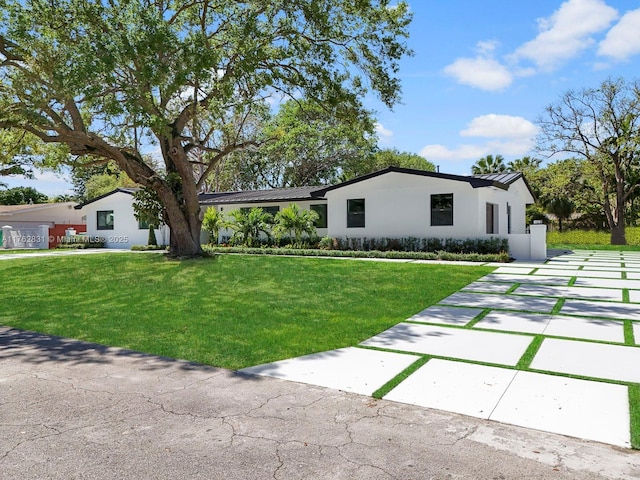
[1,327,638,479]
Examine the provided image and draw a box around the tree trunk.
[611,221,626,245]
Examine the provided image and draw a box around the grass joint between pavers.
[629,384,640,449]
[372,356,431,399]
[516,336,545,370]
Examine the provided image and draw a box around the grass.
[0,253,493,370]
[548,227,640,250]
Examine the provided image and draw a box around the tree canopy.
[0,186,48,204]
[0,0,412,256]
[536,77,640,244]
[471,154,507,174]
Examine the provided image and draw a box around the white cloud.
[444,55,513,91]
[511,0,618,71]
[460,114,538,139]
[375,122,393,140]
[598,8,640,61]
[419,114,537,162]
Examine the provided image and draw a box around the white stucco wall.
[323,172,523,239]
[202,200,328,243]
[82,192,169,249]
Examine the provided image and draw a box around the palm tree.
[471,154,507,174]
[544,196,574,232]
[202,207,224,245]
[506,156,541,174]
[273,203,319,247]
[226,207,273,247]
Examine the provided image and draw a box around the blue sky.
[5,0,640,196]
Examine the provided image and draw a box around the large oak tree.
[0,0,412,256]
[536,77,640,244]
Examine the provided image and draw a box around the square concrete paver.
[535,269,622,279]
[439,292,558,313]
[544,315,624,343]
[628,272,640,280]
[239,347,419,396]
[630,290,640,303]
[407,305,483,326]
[477,274,570,286]
[490,371,630,448]
[530,338,640,383]
[462,282,514,294]
[634,323,640,345]
[573,277,640,290]
[383,359,516,418]
[514,284,623,302]
[492,267,535,275]
[474,312,551,335]
[360,323,533,366]
[561,298,640,320]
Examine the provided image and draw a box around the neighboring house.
[75,167,543,259]
[0,202,86,249]
[76,188,169,249]
[0,202,84,228]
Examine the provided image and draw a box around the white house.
[313,168,533,238]
[199,186,328,243]
[77,188,169,249]
[75,167,543,259]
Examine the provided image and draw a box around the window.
[486,203,499,234]
[507,204,512,234]
[263,206,280,216]
[97,210,114,230]
[347,199,365,228]
[138,219,150,230]
[431,194,453,226]
[310,204,327,228]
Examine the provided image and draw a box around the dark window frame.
[347,198,365,228]
[310,204,328,229]
[97,210,114,230]
[430,194,453,226]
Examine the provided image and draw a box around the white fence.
[1,225,49,249]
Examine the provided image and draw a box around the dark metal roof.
[199,186,325,205]
[471,172,523,185]
[312,166,509,196]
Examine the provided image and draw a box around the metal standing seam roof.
[198,186,325,205]
[471,172,524,185]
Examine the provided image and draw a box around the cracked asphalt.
[1,327,639,480]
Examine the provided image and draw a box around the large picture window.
[310,204,327,228]
[431,194,453,226]
[347,199,365,228]
[97,210,114,230]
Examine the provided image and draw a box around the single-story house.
[74,167,545,259]
[76,188,169,249]
[0,202,86,249]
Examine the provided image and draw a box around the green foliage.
[130,244,167,251]
[202,207,225,245]
[0,186,48,204]
[272,203,319,247]
[56,236,105,248]
[537,77,640,244]
[203,245,511,263]
[0,0,413,256]
[322,236,509,254]
[471,154,506,174]
[226,207,273,247]
[547,227,640,246]
[147,226,157,246]
[342,147,435,180]
[84,172,136,201]
[132,187,165,229]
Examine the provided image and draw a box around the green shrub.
[547,228,640,246]
[201,245,510,263]
[131,245,168,251]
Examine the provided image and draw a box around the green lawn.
[0,253,493,369]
